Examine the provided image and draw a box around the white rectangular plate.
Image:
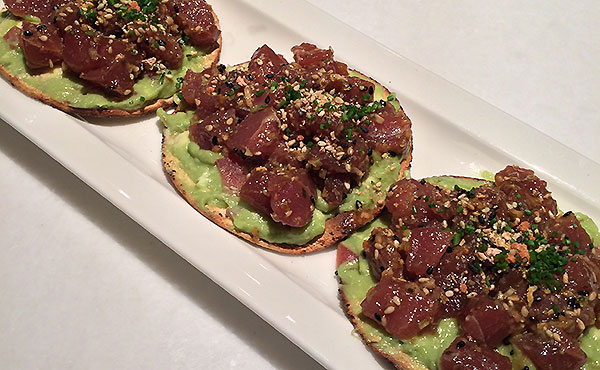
[1,1,599,369]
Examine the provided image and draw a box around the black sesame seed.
[173,4,179,12]
[360,126,368,133]
[420,179,426,185]
[529,316,538,323]
[225,81,234,88]
[563,211,573,217]
[456,340,465,349]
[211,136,218,145]
[36,24,47,31]
[265,73,274,79]
[247,74,253,80]
[361,250,366,257]
[217,64,226,73]
[356,200,362,209]
[157,39,166,46]
[374,313,382,322]
[367,147,373,156]
[446,246,454,254]
[380,266,385,272]
[369,235,375,242]
[368,86,374,94]
[340,154,349,161]
[510,350,515,356]
[388,151,397,157]
[579,290,590,296]
[487,207,497,226]
[143,38,150,46]
[23,30,33,37]
[468,261,479,273]
[380,100,386,107]
[426,266,434,275]
[477,215,486,225]
[568,297,581,309]
[112,28,124,38]
[524,367,530,370]
[265,95,271,104]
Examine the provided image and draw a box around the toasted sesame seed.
[445,290,454,298]
[392,296,401,306]
[576,318,585,331]
[384,306,395,314]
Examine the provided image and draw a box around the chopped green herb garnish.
[451,233,462,247]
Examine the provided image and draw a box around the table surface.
[2,1,598,369]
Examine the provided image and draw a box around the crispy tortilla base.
[338,176,491,369]
[0,6,221,117]
[340,290,424,370]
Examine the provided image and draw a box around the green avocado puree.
[0,11,213,110]
[158,72,407,245]
[337,177,600,369]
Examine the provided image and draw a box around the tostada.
[0,0,220,116]
[337,166,600,369]
[159,43,413,254]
